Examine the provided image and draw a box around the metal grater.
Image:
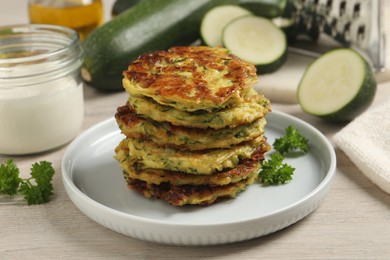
[282,0,386,72]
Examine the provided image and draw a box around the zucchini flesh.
[83,0,237,91]
[222,15,287,74]
[298,48,377,122]
[201,5,251,47]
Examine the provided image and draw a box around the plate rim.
[61,110,337,243]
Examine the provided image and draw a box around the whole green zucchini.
[82,0,237,91]
[111,0,287,18]
[238,0,287,17]
[111,0,143,16]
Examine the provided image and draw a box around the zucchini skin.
[83,0,237,91]
[111,0,143,16]
[238,0,287,18]
[111,0,287,17]
[255,50,287,74]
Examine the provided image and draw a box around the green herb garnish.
[0,160,55,205]
[259,125,310,185]
[0,159,21,196]
[273,125,309,155]
[259,153,295,185]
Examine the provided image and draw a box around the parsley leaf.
[0,160,55,205]
[0,160,21,196]
[273,125,309,155]
[259,153,295,185]
[19,161,55,205]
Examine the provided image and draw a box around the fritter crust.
[122,46,258,112]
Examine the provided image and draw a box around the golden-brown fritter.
[122,46,258,112]
[123,136,268,175]
[121,161,261,186]
[115,104,267,150]
[115,138,269,186]
[128,87,271,129]
[124,173,258,206]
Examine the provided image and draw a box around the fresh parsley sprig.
[0,160,55,205]
[259,125,309,185]
[259,153,295,185]
[273,125,309,155]
[0,159,21,196]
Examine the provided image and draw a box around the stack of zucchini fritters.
[114,46,271,206]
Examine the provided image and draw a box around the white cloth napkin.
[333,98,390,195]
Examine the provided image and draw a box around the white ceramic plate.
[62,111,336,246]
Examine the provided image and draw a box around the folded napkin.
[333,98,390,195]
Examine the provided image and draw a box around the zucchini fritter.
[122,46,257,112]
[122,163,260,186]
[115,138,269,186]
[128,87,270,129]
[124,173,258,206]
[124,136,268,175]
[115,104,267,150]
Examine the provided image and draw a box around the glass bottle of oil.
[28,0,103,40]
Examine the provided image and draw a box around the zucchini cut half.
[297,48,377,122]
[201,5,252,47]
[222,15,287,74]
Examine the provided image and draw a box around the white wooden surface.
[1,1,390,259]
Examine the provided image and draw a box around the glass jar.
[0,24,84,155]
[28,0,103,40]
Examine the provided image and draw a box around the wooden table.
[1,1,390,259]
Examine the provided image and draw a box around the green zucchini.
[297,48,377,122]
[111,0,143,16]
[112,0,287,18]
[201,5,251,47]
[222,15,287,74]
[82,0,237,91]
[238,0,287,18]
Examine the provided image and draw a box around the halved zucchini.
[201,5,252,47]
[297,48,377,122]
[222,15,287,73]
